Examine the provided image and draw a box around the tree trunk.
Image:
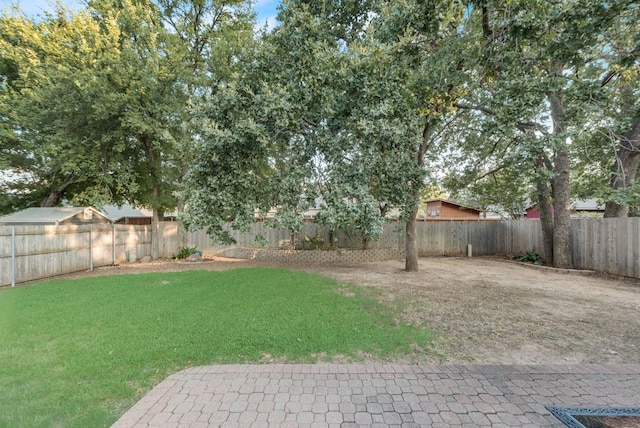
[150,177,162,260]
[405,120,433,272]
[535,155,554,265]
[362,234,369,250]
[604,118,640,217]
[548,80,572,269]
[142,133,164,261]
[41,176,75,207]
[552,145,572,268]
[176,163,189,248]
[41,189,64,208]
[151,208,161,260]
[405,193,420,272]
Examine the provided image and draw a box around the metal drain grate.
[546,406,640,428]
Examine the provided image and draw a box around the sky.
[0,0,281,29]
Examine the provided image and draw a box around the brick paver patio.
[113,364,640,427]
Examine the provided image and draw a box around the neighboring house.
[571,199,606,217]
[482,205,520,220]
[102,204,152,225]
[102,204,178,224]
[0,207,112,226]
[525,198,606,219]
[143,209,178,222]
[421,199,483,220]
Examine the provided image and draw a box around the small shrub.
[173,246,199,259]
[304,234,325,250]
[514,251,541,264]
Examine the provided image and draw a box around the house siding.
[426,200,481,220]
[60,215,112,226]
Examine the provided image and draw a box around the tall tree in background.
[155,0,254,189]
[0,7,126,210]
[599,4,640,217]
[88,0,186,258]
[373,1,478,271]
[1,2,182,257]
[157,0,255,247]
[441,0,634,267]
[1,0,254,257]
[181,0,478,271]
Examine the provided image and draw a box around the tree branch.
[455,102,545,132]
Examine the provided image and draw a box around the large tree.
[440,0,634,267]
[181,0,478,271]
[597,4,640,217]
[0,7,126,209]
[1,0,254,257]
[1,2,184,258]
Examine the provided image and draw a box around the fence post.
[11,226,16,287]
[112,223,116,265]
[89,225,93,271]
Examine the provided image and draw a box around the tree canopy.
[1,0,638,269]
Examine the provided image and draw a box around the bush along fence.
[1,217,639,286]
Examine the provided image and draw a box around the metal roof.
[525,198,606,211]
[424,198,483,213]
[101,204,149,221]
[571,199,605,211]
[0,207,111,225]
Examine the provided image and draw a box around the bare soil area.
[52,256,640,365]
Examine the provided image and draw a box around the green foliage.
[0,269,434,426]
[303,233,325,250]
[0,0,254,216]
[180,0,477,261]
[172,246,199,259]
[2,0,638,270]
[420,184,448,201]
[514,251,541,264]
[431,0,640,266]
[0,2,181,211]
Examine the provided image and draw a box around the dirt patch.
[34,256,640,365]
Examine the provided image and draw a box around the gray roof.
[424,198,483,212]
[0,207,110,225]
[525,198,606,211]
[101,204,149,221]
[571,199,605,211]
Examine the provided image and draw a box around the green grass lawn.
[0,268,433,427]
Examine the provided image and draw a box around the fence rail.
[165,218,638,278]
[0,224,151,287]
[1,217,638,286]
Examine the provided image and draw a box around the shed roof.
[101,204,149,222]
[525,198,606,211]
[572,198,605,211]
[424,198,483,213]
[0,207,111,225]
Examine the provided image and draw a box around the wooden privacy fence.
[166,218,639,279]
[1,218,638,286]
[414,218,638,277]
[159,221,405,254]
[0,224,151,287]
[160,220,539,257]
[570,217,640,278]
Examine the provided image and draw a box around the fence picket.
[1,218,639,287]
